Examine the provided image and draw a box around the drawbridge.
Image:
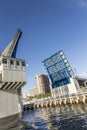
[0,29,27,119]
[0,29,26,90]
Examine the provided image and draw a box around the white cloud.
[79,72,87,77]
[77,0,87,8]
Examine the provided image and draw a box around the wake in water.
[21,103,87,130]
[0,103,87,130]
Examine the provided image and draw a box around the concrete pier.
[0,89,22,119]
[23,93,87,111]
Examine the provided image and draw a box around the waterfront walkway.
[23,89,87,110]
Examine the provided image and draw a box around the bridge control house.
[0,29,27,120]
[0,56,26,89]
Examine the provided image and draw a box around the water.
[0,104,87,130]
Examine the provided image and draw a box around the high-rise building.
[35,74,51,95]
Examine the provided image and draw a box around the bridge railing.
[23,89,87,105]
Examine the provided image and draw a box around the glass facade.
[42,50,74,88]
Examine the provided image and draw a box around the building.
[35,74,51,95]
[77,76,87,89]
[28,87,39,96]
[0,29,27,120]
[51,76,80,98]
[22,92,28,99]
[42,50,85,98]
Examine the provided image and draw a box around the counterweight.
[2,29,22,58]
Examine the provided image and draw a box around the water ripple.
[0,104,87,130]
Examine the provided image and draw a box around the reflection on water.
[0,104,87,130]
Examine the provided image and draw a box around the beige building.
[35,74,51,95]
[29,87,39,96]
[22,92,27,99]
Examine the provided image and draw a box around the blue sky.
[0,0,87,91]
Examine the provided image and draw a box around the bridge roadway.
[23,89,87,110]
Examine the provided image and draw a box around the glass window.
[10,60,14,65]
[61,54,65,59]
[44,59,53,67]
[59,50,63,55]
[2,58,7,64]
[16,61,20,66]
[22,61,25,66]
[48,66,56,74]
[51,53,61,63]
[64,59,67,63]
[65,63,69,67]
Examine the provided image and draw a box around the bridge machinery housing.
[0,29,27,120]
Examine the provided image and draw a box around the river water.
[1,104,87,130]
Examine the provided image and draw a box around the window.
[10,60,14,65]
[2,58,7,64]
[16,61,20,66]
[22,61,25,66]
